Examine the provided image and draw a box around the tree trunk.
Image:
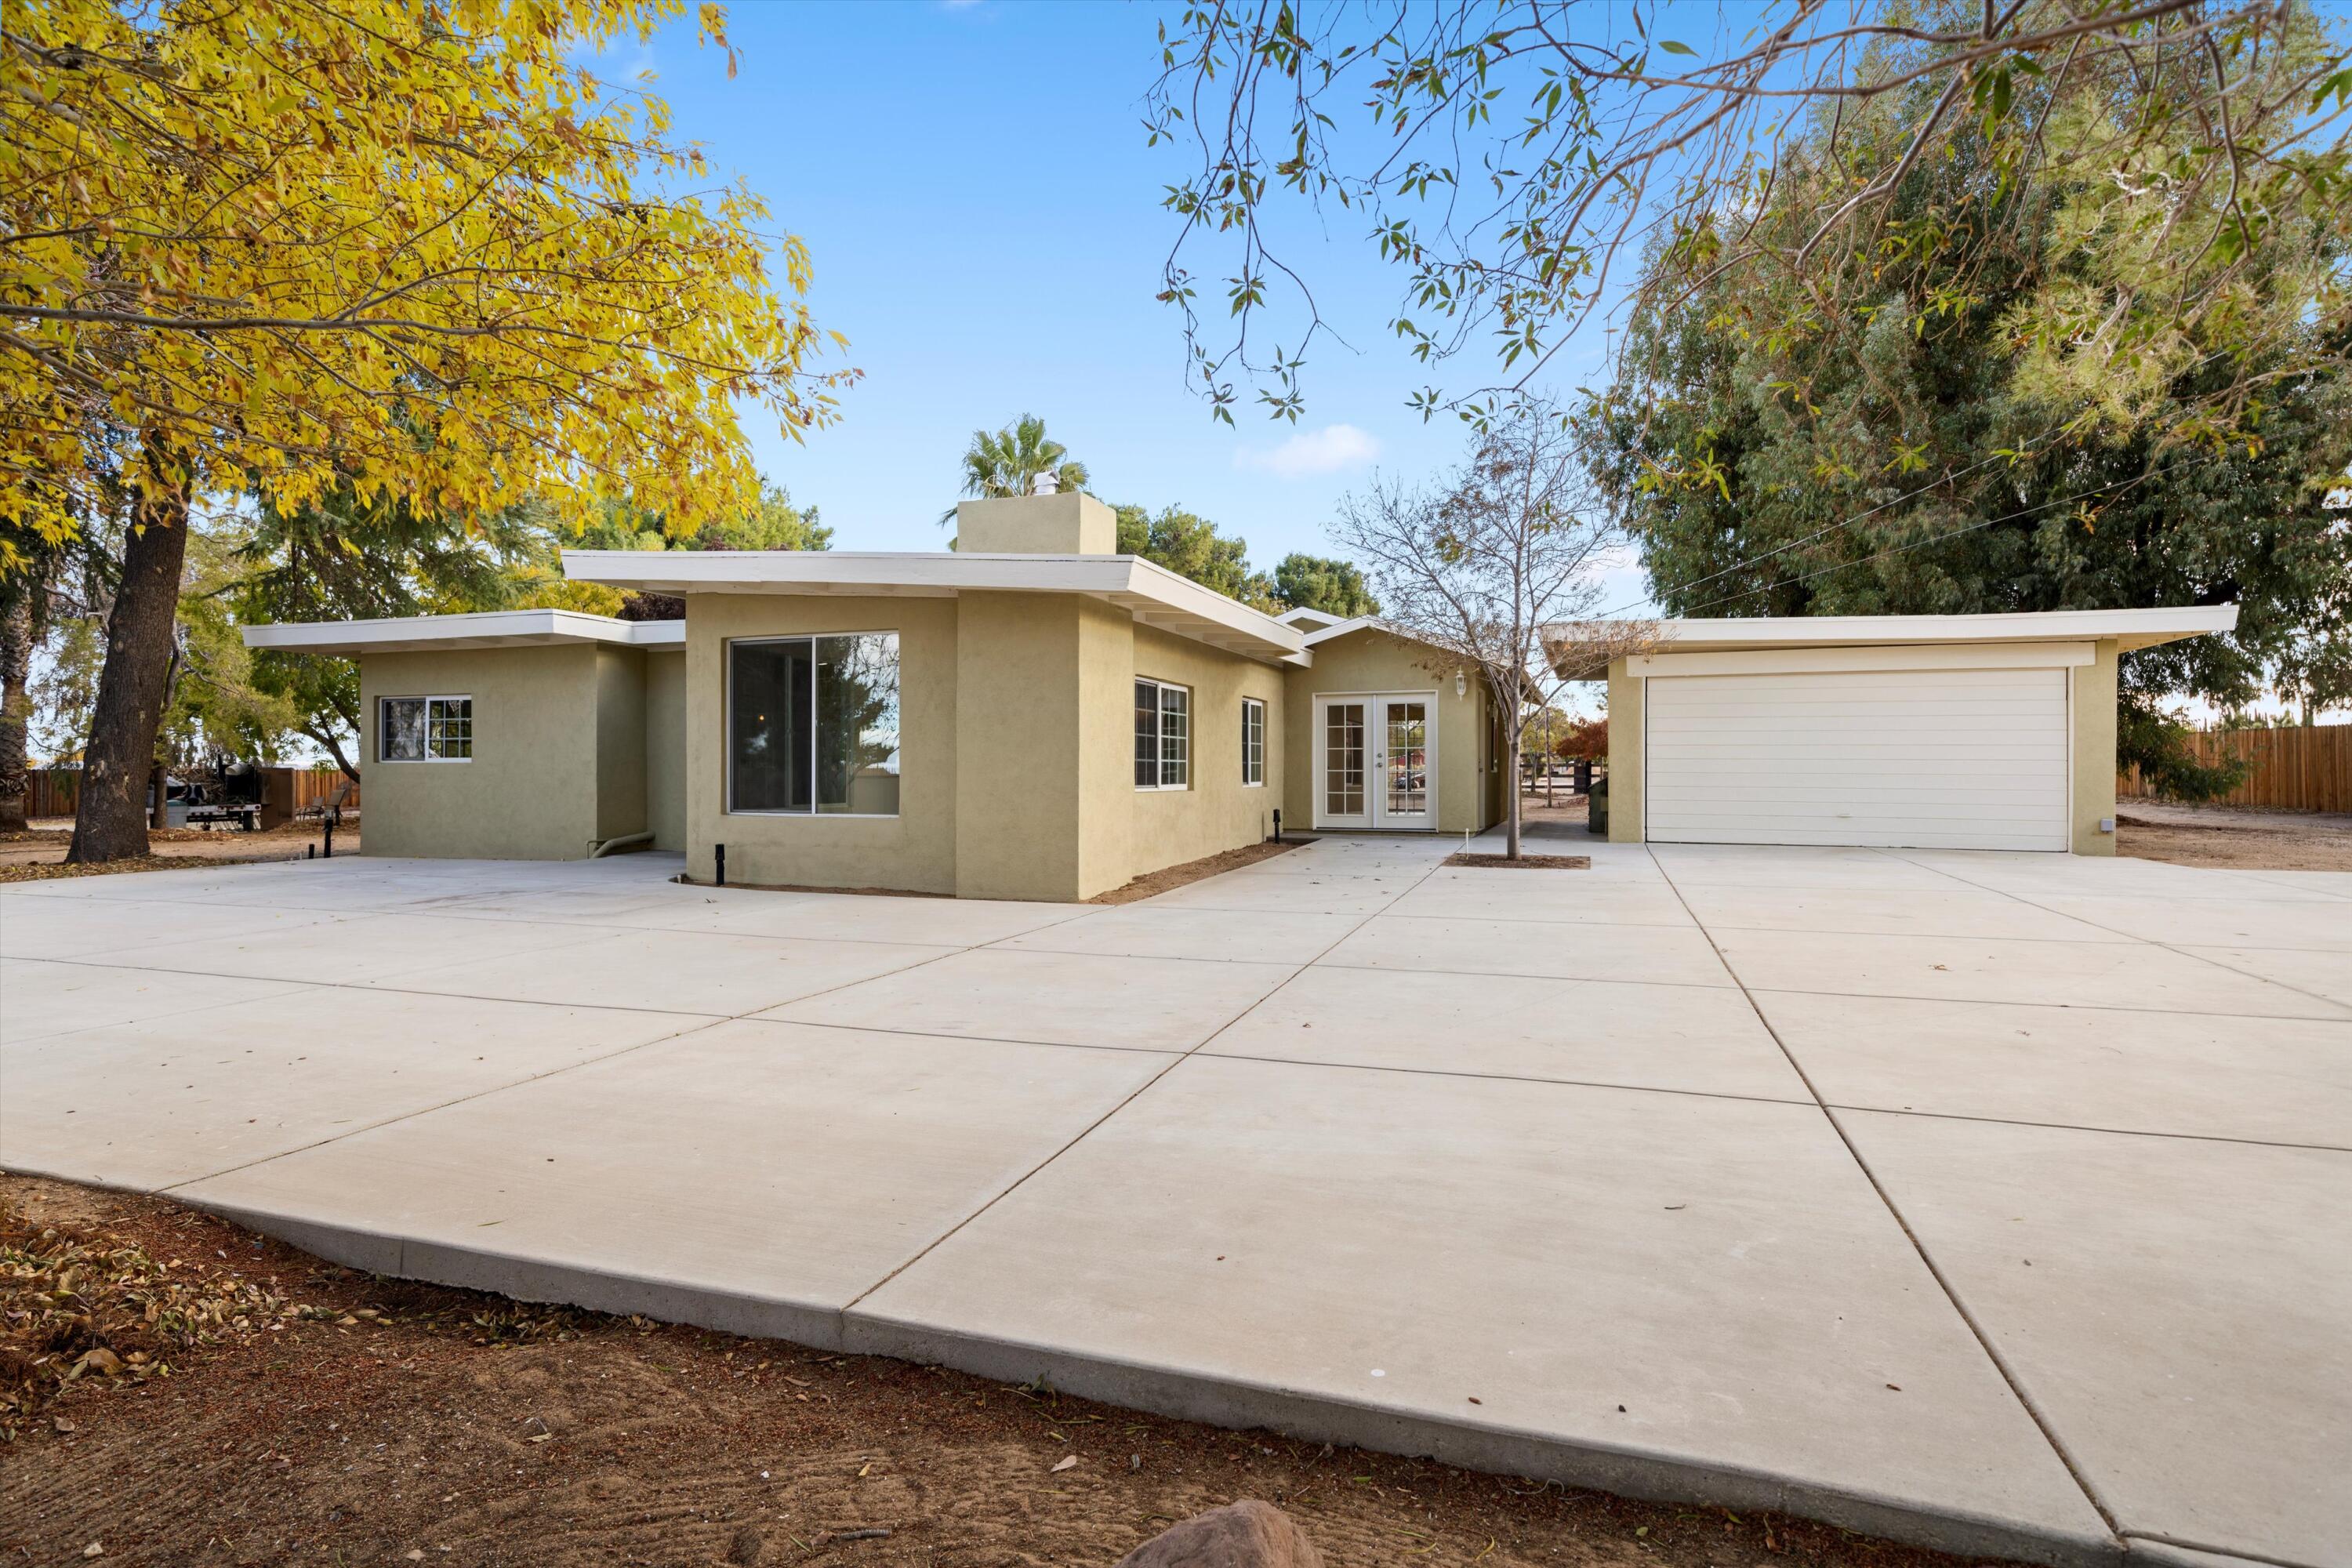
[1504,728,1523,859]
[67,479,190,864]
[0,578,32,833]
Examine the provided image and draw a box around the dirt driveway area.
[3,838,2346,1568]
[2118,800,2352,871]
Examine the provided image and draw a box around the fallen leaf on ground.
[1051,1454,1077,1472]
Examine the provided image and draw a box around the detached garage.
[1574,608,2238,855]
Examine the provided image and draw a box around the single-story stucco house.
[244,493,2237,895]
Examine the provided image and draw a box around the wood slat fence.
[2117,724,2350,813]
[24,767,359,820]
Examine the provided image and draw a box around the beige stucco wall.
[644,650,687,851]
[1605,657,1646,844]
[1123,622,1287,887]
[359,645,605,860]
[685,594,959,893]
[1281,627,1500,837]
[2071,637,2120,856]
[593,646,648,844]
[953,592,1086,901]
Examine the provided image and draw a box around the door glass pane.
[731,639,814,812]
[1385,702,1428,815]
[815,633,898,815]
[1324,703,1364,815]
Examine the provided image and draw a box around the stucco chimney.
[953,492,1116,554]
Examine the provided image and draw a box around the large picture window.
[1134,677,1189,789]
[379,695,472,762]
[729,633,901,815]
[1241,698,1265,786]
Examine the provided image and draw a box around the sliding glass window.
[729,633,900,815]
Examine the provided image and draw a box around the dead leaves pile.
[0,1213,310,1437]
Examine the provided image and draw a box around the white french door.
[1315,694,1436,831]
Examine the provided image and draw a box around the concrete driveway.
[2,837,2345,1568]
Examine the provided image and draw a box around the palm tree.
[941,414,1090,524]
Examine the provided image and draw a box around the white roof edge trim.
[1548,605,2239,654]
[241,609,684,655]
[561,549,1310,662]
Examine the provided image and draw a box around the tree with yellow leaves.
[2,0,851,858]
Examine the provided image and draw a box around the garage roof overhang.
[1547,605,2239,678]
[561,550,1312,667]
[241,609,684,657]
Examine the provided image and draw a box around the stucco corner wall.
[358,644,604,860]
[1604,658,1645,844]
[644,650,687,851]
[593,647,648,844]
[2071,637,2121,857]
[953,593,1083,901]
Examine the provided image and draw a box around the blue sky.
[610,0,1643,602]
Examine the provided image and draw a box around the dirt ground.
[1087,837,1311,903]
[0,822,356,882]
[2117,801,2352,871]
[0,1176,1979,1568]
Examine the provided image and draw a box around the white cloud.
[1233,423,1381,480]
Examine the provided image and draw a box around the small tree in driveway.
[1331,403,1650,859]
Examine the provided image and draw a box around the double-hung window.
[1134,677,1189,789]
[1240,698,1265,786]
[379,695,472,762]
[729,633,902,815]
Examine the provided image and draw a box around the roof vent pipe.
[1033,470,1059,495]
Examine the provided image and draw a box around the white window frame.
[724,631,902,818]
[1241,697,1265,786]
[1134,676,1191,791]
[378,695,473,764]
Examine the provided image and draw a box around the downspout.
[589,830,655,858]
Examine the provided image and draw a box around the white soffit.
[242,610,684,657]
[1552,605,2239,671]
[561,550,1311,666]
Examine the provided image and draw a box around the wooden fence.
[2117,724,2350,813]
[24,767,359,821]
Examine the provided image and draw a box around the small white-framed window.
[1241,697,1265,786]
[379,695,472,762]
[1134,677,1190,789]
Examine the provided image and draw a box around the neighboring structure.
[245,495,1508,899]
[1554,607,2239,855]
[245,499,2238,885]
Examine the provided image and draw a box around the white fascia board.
[1553,605,2238,664]
[241,609,681,657]
[1628,640,2095,678]
[562,550,1311,666]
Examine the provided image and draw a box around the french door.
[1315,695,1434,831]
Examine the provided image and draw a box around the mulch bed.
[1446,852,1592,869]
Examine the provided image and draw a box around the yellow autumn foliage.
[0,0,850,558]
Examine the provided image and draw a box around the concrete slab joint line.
[9,840,2347,1568]
[1645,848,2126,1550]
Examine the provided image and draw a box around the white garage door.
[1646,666,2071,851]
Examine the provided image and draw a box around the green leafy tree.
[1271,554,1378,618]
[1113,504,1278,609]
[1588,94,2352,795]
[944,416,1090,524]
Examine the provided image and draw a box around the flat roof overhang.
[241,609,684,657]
[561,550,1312,667]
[1546,605,2239,677]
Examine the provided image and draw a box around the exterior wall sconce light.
[1455,670,1468,698]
